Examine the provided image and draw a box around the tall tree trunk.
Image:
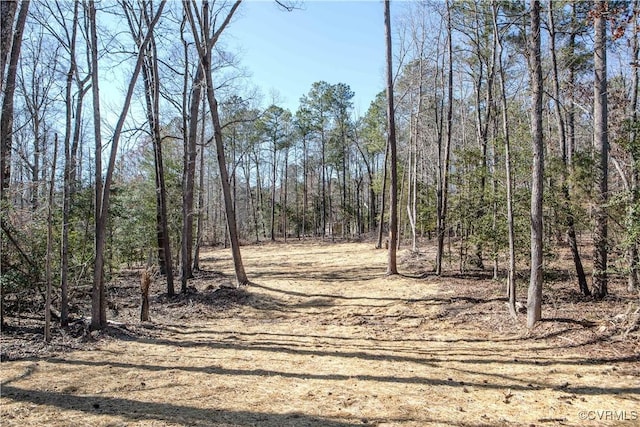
[61,0,82,326]
[592,0,609,300]
[0,0,29,201]
[627,0,639,293]
[193,96,208,272]
[527,0,544,328]
[283,147,289,242]
[254,148,267,239]
[406,108,417,252]
[270,140,277,241]
[470,1,495,271]
[126,0,175,295]
[0,0,17,93]
[91,0,166,330]
[384,0,398,275]
[89,0,107,331]
[208,90,247,285]
[45,134,59,342]
[547,0,589,296]
[193,140,206,272]
[181,60,204,292]
[321,123,327,237]
[492,0,517,317]
[244,154,260,243]
[436,0,454,275]
[376,141,390,249]
[185,0,247,286]
[302,137,308,238]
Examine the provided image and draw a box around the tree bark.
[592,0,609,300]
[384,0,398,275]
[0,0,29,201]
[45,134,59,342]
[181,60,204,292]
[60,0,82,327]
[270,133,277,241]
[88,0,107,331]
[527,0,544,328]
[91,0,166,330]
[492,1,517,317]
[0,0,18,93]
[376,141,389,249]
[126,0,175,295]
[547,0,589,296]
[185,0,247,286]
[140,270,151,321]
[194,135,206,272]
[436,0,454,275]
[627,0,639,293]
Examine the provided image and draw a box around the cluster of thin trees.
[1,0,638,336]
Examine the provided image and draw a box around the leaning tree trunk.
[185,0,247,286]
[207,88,248,285]
[91,0,166,330]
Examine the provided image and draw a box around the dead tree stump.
[140,269,151,321]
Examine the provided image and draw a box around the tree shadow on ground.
[36,354,640,398]
[0,384,361,427]
[1,381,518,427]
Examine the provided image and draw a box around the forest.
[1,0,639,425]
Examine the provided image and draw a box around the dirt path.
[1,242,638,426]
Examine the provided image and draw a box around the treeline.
[1,1,638,335]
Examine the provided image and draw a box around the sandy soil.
[1,240,639,426]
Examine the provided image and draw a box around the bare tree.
[547,0,589,296]
[57,0,89,327]
[193,104,207,272]
[384,0,398,275]
[436,0,454,275]
[0,1,18,92]
[0,0,30,200]
[628,0,639,293]
[88,0,106,330]
[492,0,517,317]
[527,0,544,328]
[122,0,175,296]
[185,0,248,286]
[45,134,59,342]
[90,0,167,330]
[181,52,204,292]
[593,0,609,300]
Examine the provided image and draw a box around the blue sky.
[226,0,387,115]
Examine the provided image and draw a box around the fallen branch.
[1,218,38,271]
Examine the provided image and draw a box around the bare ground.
[1,240,639,426]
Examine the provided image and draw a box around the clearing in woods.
[1,241,639,426]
